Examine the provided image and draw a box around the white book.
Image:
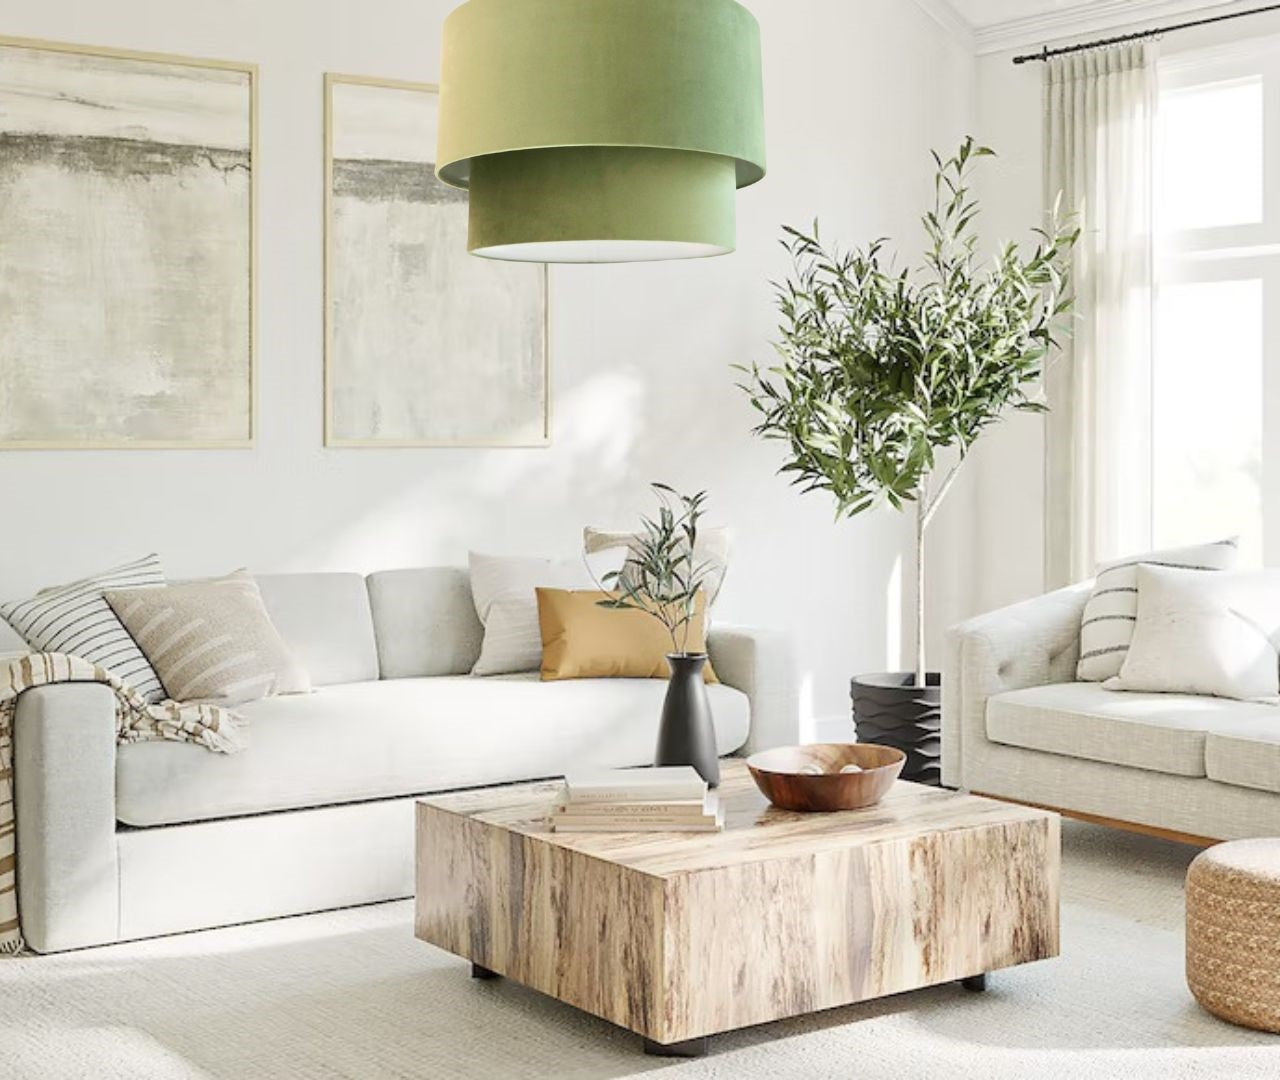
[553,793,717,818]
[553,803,725,834]
[563,765,707,804]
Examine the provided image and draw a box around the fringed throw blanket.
[0,653,245,954]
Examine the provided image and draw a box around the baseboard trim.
[971,791,1220,848]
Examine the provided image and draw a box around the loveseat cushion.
[1206,722,1280,795]
[115,675,750,826]
[986,682,1280,777]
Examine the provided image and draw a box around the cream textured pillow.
[583,525,731,606]
[105,571,310,705]
[1076,537,1238,682]
[468,550,624,676]
[1106,565,1280,701]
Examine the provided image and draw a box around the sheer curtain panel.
[1043,43,1159,586]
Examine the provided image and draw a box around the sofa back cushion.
[366,568,483,678]
[254,573,379,687]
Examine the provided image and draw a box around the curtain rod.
[1012,2,1280,64]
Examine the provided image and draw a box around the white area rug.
[2,822,1277,1079]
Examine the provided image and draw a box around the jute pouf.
[1186,838,1280,1032]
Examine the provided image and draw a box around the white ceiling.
[928,0,1242,53]
[949,0,1115,29]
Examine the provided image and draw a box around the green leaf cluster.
[595,484,718,657]
[737,138,1079,520]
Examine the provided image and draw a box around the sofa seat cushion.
[1205,721,1280,794]
[115,676,750,827]
[986,682,1280,778]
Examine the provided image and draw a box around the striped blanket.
[0,653,245,954]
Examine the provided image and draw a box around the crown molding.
[973,0,1240,56]
[910,0,976,52]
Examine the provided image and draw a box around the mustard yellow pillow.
[536,588,717,682]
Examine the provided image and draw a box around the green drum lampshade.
[436,0,766,263]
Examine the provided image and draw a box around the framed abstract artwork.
[0,36,256,448]
[324,74,549,447]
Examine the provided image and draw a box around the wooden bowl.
[746,743,905,812]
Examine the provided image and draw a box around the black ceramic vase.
[655,653,720,788]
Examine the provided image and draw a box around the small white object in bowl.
[799,763,824,776]
[839,763,863,774]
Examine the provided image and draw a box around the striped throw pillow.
[0,554,166,701]
[1076,538,1239,682]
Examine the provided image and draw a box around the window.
[1157,77,1263,231]
[1153,45,1279,566]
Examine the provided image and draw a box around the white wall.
[934,5,1280,629]
[0,0,975,726]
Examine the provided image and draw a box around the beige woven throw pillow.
[105,571,309,705]
[583,525,731,606]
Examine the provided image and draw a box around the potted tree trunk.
[738,138,1078,784]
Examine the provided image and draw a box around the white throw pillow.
[468,550,624,676]
[1076,537,1238,682]
[1105,565,1280,701]
[583,524,731,607]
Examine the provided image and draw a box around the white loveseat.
[10,568,797,953]
[943,583,1280,842]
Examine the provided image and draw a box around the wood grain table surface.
[415,760,1060,1051]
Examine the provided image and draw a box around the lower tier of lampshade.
[465,145,737,262]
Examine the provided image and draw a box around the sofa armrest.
[13,683,119,952]
[942,583,1091,790]
[708,626,799,755]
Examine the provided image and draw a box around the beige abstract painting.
[325,76,548,447]
[0,39,254,448]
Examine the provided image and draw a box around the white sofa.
[10,568,798,953]
[943,583,1280,842]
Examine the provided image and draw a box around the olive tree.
[738,138,1078,686]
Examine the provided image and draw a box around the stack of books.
[552,766,724,833]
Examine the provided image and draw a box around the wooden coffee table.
[414,760,1059,1056]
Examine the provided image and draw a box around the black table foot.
[470,962,500,980]
[961,973,987,992]
[644,1036,710,1058]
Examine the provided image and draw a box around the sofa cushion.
[366,568,482,678]
[255,574,379,687]
[115,675,751,827]
[1206,721,1280,795]
[986,682,1280,777]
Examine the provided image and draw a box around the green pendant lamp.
[436,0,766,263]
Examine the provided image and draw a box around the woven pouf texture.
[1186,838,1280,1032]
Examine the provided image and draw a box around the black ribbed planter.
[850,672,941,786]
